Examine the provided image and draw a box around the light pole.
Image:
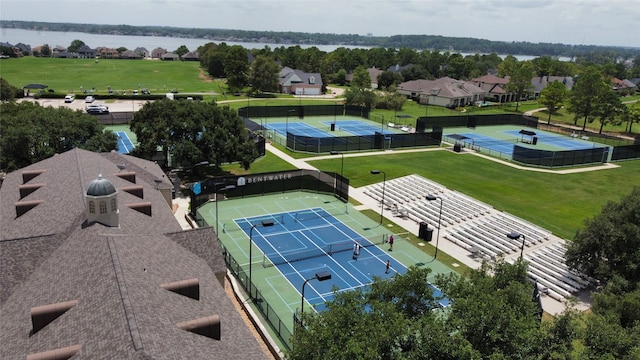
[286,108,295,134]
[425,195,443,260]
[507,231,526,260]
[370,170,386,225]
[248,220,275,299]
[329,151,344,198]
[215,184,235,236]
[300,271,332,320]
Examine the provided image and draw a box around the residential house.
[398,77,487,108]
[51,45,67,56]
[469,74,516,103]
[0,148,270,360]
[134,47,149,58]
[14,42,32,56]
[151,47,167,59]
[182,51,199,61]
[76,44,96,59]
[161,52,179,61]
[96,47,119,59]
[54,51,75,59]
[278,66,323,95]
[120,49,143,59]
[530,76,574,98]
[612,77,638,95]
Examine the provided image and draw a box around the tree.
[248,55,280,94]
[593,90,625,134]
[288,260,568,359]
[1,78,21,101]
[567,66,610,130]
[175,45,189,58]
[130,100,257,169]
[497,55,519,77]
[224,45,249,93]
[0,102,116,171]
[538,80,568,124]
[67,39,86,53]
[350,65,371,89]
[377,71,403,90]
[333,69,347,86]
[40,44,51,57]
[505,61,535,112]
[624,101,640,133]
[565,187,640,287]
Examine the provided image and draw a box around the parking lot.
[19,97,149,113]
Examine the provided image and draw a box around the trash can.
[418,222,433,242]
[532,136,538,145]
[330,123,336,131]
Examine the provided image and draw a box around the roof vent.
[22,169,46,184]
[31,300,79,335]
[15,200,44,218]
[19,183,45,199]
[26,344,82,360]
[160,278,200,300]
[121,185,144,199]
[177,315,220,340]
[115,171,136,184]
[127,202,152,216]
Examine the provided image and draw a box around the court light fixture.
[506,231,526,259]
[425,195,443,260]
[300,271,332,322]
[370,170,386,225]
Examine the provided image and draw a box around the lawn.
[308,150,640,240]
[0,57,216,94]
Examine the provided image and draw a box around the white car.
[64,94,75,103]
[85,95,95,103]
[86,104,109,115]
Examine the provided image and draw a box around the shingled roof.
[0,149,269,360]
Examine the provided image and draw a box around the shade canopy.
[22,84,48,89]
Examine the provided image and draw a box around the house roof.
[471,74,509,85]
[398,77,486,99]
[279,66,322,87]
[0,149,269,360]
[530,76,574,92]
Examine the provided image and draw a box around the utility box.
[418,222,433,242]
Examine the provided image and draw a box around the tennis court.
[445,125,608,158]
[115,131,135,154]
[235,207,450,312]
[321,120,395,136]
[200,192,452,342]
[267,122,331,137]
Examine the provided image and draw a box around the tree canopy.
[538,80,569,124]
[0,101,116,171]
[288,260,577,359]
[129,99,257,169]
[566,187,640,289]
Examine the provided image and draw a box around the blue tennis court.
[267,122,332,137]
[457,133,516,154]
[321,120,395,136]
[502,130,607,150]
[115,131,135,154]
[235,208,449,313]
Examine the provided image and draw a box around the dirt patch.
[198,68,212,83]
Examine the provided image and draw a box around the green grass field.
[1,57,215,94]
[308,150,640,240]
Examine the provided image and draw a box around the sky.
[1,0,639,48]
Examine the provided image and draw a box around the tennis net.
[262,235,384,267]
[293,208,345,223]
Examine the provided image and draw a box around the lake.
[0,28,567,61]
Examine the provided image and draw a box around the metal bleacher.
[361,174,591,301]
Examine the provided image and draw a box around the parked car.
[85,96,95,103]
[85,104,109,115]
[64,94,75,103]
